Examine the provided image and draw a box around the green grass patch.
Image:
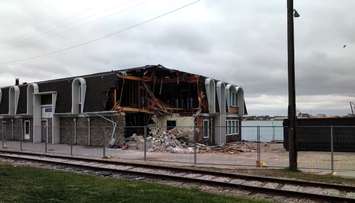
[0,164,269,203]
[228,168,355,186]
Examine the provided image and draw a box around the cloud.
[0,0,354,116]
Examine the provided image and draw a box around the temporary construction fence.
[1,124,355,175]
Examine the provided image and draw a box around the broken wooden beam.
[116,106,154,114]
[116,74,152,82]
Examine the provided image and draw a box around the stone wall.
[59,117,74,144]
[0,118,34,142]
[40,119,52,143]
[59,113,125,146]
[76,118,89,145]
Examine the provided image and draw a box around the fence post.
[73,118,77,145]
[194,125,197,165]
[330,126,335,175]
[102,127,107,159]
[87,118,91,146]
[70,119,74,156]
[11,119,14,140]
[256,126,261,167]
[144,126,147,161]
[1,122,4,149]
[44,121,48,154]
[20,120,23,151]
[2,122,7,149]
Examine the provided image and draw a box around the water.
[241,120,284,142]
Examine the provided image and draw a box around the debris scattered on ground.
[125,128,207,154]
[125,127,284,154]
[211,142,257,154]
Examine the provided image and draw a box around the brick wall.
[59,113,125,146]
[0,118,27,141]
[59,117,74,144]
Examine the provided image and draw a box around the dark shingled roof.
[0,65,244,114]
[0,87,9,114]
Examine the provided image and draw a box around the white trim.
[24,120,31,140]
[72,77,86,114]
[9,86,20,115]
[34,91,56,95]
[26,83,39,115]
[216,81,226,114]
[204,78,216,113]
[226,119,239,135]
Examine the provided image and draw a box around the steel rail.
[0,150,354,202]
[0,149,354,192]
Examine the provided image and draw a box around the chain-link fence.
[1,122,355,175]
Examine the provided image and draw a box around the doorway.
[203,119,209,139]
[24,120,30,140]
[41,120,48,143]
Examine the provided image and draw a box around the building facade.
[0,65,246,146]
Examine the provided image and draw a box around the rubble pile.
[125,133,146,150]
[211,142,258,154]
[125,126,272,154]
[150,130,194,153]
[125,128,210,154]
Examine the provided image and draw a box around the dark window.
[203,120,209,139]
[41,94,52,105]
[167,120,176,130]
[24,120,30,134]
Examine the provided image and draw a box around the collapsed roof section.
[0,64,247,117]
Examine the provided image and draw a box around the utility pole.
[287,0,298,170]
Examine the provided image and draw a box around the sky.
[0,0,354,116]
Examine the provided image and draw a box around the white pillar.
[215,81,226,145]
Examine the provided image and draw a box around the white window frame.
[230,92,237,107]
[203,119,209,139]
[24,120,31,140]
[72,77,86,114]
[226,119,239,135]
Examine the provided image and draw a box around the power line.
[10,0,146,43]
[1,0,200,65]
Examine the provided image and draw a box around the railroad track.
[0,150,355,202]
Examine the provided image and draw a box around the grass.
[229,168,355,186]
[186,165,355,186]
[0,163,269,203]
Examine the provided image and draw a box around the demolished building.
[0,65,247,147]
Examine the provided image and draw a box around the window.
[41,94,52,105]
[226,119,239,135]
[167,120,176,130]
[203,120,209,139]
[230,92,237,107]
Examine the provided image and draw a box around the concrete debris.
[125,128,210,154]
[125,133,150,151]
[167,128,195,143]
[211,142,257,154]
[149,130,195,153]
[126,130,272,154]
